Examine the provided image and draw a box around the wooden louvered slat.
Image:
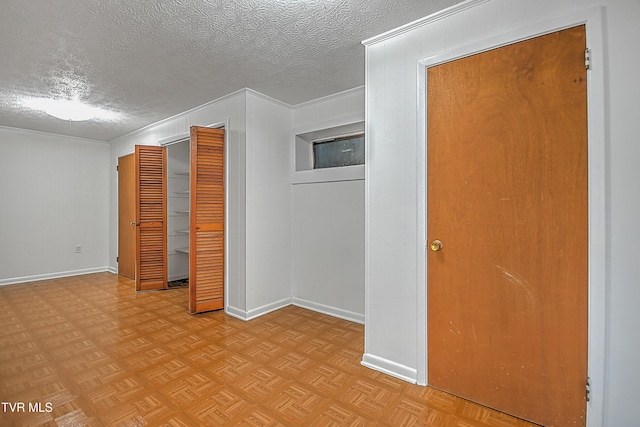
[135,145,167,291]
[189,127,225,313]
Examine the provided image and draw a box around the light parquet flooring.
[0,273,539,426]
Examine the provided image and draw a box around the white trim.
[584,10,607,427]
[0,267,111,286]
[224,305,249,321]
[225,298,292,321]
[159,133,189,146]
[245,88,293,109]
[109,89,248,143]
[292,297,364,325]
[361,353,418,384]
[291,113,365,137]
[206,121,227,130]
[416,7,607,426]
[246,298,292,320]
[292,164,365,185]
[0,124,108,144]
[107,266,117,274]
[222,119,231,315]
[362,0,490,46]
[363,35,372,372]
[292,85,365,109]
[312,130,364,144]
[157,119,227,147]
[226,297,364,325]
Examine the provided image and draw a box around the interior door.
[189,126,225,313]
[134,145,167,291]
[427,26,588,426]
[118,153,135,279]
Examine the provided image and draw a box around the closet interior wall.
[166,140,190,282]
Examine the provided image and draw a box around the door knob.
[430,240,443,252]
[130,221,139,226]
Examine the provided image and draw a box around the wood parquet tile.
[0,273,540,426]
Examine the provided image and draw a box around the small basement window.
[313,134,365,169]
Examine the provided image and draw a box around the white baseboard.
[246,298,292,320]
[292,297,365,324]
[361,353,418,384]
[107,266,117,274]
[226,297,365,326]
[224,305,249,321]
[226,298,293,321]
[0,267,111,286]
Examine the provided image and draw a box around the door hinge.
[586,377,591,402]
[116,165,119,171]
[585,48,591,70]
[116,256,119,263]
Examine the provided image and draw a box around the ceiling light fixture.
[21,97,120,122]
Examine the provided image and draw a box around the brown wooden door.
[427,26,588,426]
[118,153,135,279]
[134,145,167,291]
[189,126,225,313]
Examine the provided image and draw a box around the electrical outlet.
[75,245,82,254]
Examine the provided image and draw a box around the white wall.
[292,180,365,322]
[0,126,109,284]
[363,0,640,426]
[290,87,366,323]
[243,91,292,316]
[601,1,640,425]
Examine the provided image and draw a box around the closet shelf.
[175,210,189,215]
[175,247,189,254]
[175,190,189,195]
[174,171,190,176]
[175,229,189,234]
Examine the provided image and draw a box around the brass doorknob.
[430,240,443,252]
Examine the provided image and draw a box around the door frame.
[416,7,606,426]
[117,153,136,279]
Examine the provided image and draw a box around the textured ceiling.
[0,0,462,141]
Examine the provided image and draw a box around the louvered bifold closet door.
[135,145,167,291]
[189,126,225,313]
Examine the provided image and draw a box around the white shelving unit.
[167,141,190,281]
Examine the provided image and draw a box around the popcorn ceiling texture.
[0,0,462,141]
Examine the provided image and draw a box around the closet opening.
[165,137,190,289]
[161,124,227,314]
[118,124,226,315]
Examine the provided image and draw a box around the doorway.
[162,126,226,313]
[426,26,588,426]
[166,139,190,287]
[117,153,135,279]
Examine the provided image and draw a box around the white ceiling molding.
[362,0,490,46]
